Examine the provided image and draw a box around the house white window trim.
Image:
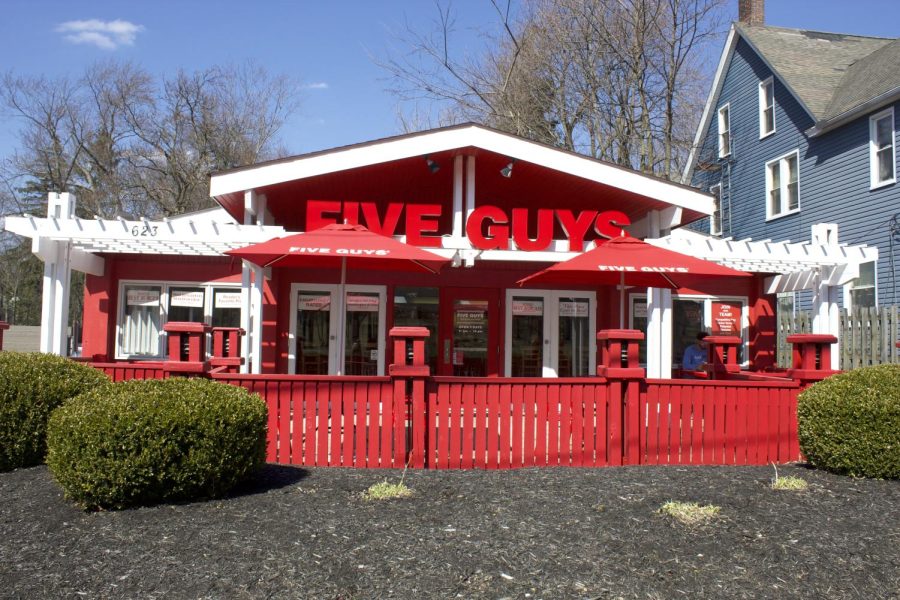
[759,76,776,138]
[288,282,387,376]
[504,289,597,378]
[842,261,878,309]
[115,279,241,360]
[717,103,732,158]
[869,107,896,190]
[629,292,750,368]
[709,183,723,236]
[765,149,801,221]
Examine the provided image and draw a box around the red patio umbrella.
[226,222,451,373]
[517,235,750,327]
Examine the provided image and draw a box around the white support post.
[250,264,264,374]
[39,193,75,355]
[240,190,257,373]
[812,272,841,369]
[452,155,464,239]
[646,287,673,378]
[465,155,476,226]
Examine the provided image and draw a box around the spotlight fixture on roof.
[425,156,440,173]
[500,159,515,178]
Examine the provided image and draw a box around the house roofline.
[807,86,900,137]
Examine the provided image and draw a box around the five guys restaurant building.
[2,124,877,379]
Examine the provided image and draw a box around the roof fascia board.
[682,25,738,184]
[212,125,714,216]
[807,87,900,137]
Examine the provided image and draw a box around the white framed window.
[717,103,731,158]
[847,261,877,309]
[759,77,775,138]
[288,283,387,376]
[504,289,596,378]
[765,149,800,219]
[629,293,749,369]
[869,108,895,189]
[116,280,241,359]
[709,183,723,235]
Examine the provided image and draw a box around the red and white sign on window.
[512,299,543,316]
[711,301,741,335]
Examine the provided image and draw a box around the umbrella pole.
[336,257,347,376]
[619,272,625,329]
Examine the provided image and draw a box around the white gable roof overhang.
[210,123,715,218]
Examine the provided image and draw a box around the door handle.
[443,339,451,363]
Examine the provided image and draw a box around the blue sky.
[1,0,898,160]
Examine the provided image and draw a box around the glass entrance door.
[505,290,596,377]
[290,284,386,375]
[439,288,499,376]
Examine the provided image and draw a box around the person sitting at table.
[682,331,709,375]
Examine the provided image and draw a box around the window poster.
[170,290,205,308]
[299,294,331,311]
[711,301,741,335]
[126,288,160,307]
[559,299,589,318]
[214,291,243,309]
[512,299,543,316]
[347,294,379,312]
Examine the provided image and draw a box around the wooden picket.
[91,362,166,381]
[211,374,400,467]
[640,379,802,465]
[780,305,900,369]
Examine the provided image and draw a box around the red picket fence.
[639,379,801,466]
[84,328,836,470]
[92,362,166,381]
[211,374,403,468]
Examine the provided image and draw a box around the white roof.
[210,123,716,217]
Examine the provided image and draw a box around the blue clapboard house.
[685,13,900,310]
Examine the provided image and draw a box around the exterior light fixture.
[425,156,440,173]
[500,159,515,178]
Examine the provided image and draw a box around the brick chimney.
[738,0,764,26]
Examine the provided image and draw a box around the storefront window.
[673,298,705,368]
[630,296,648,364]
[296,291,332,375]
[393,287,439,373]
[453,299,489,377]
[850,261,876,308]
[212,288,242,327]
[558,297,591,377]
[121,285,162,357]
[344,292,382,375]
[510,296,544,377]
[168,287,205,323]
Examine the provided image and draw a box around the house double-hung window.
[717,104,731,158]
[709,183,723,235]
[766,150,799,219]
[870,108,895,189]
[759,77,775,137]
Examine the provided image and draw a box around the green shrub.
[46,377,268,510]
[798,364,900,479]
[0,353,110,471]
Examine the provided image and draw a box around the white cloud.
[303,82,329,90]
[56,19,144,50]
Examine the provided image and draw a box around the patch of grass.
[772,475,809,491]
[658,501,721,525]
[362,480,413,501]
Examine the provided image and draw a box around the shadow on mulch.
[228,463,309,498]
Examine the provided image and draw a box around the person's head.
[696,331,709,345]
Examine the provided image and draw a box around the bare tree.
[380,0,726,179]
[1,60,301,219]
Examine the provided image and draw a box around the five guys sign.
[306,200,631,252]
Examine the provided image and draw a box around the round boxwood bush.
[798,364,900,479]
[46,377,268,510]
[0,352,110,471]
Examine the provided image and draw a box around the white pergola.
[3,194,876,375]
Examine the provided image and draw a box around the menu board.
[711,301,741,335]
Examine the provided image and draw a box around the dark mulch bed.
[1,464,898,599]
